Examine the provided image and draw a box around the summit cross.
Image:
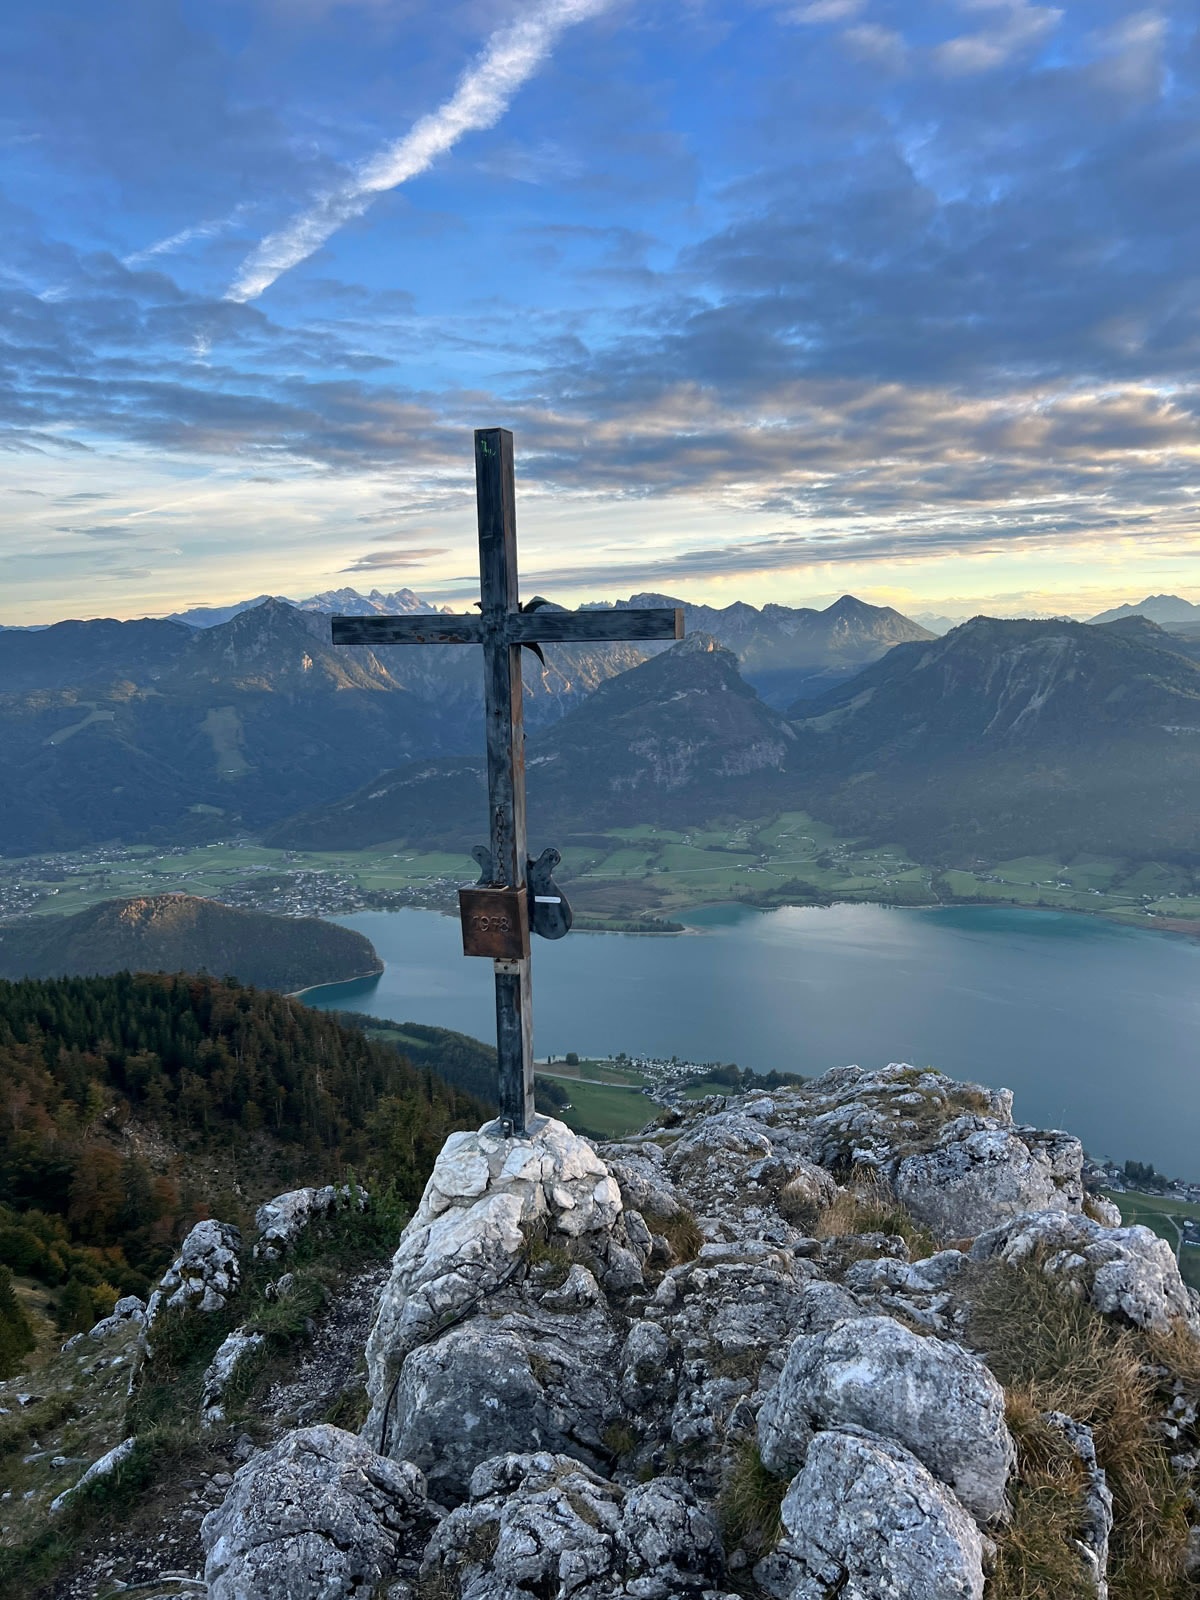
[331,427,684,1135]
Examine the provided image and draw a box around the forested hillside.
[0,974,487,1333]
[0,894,381,992]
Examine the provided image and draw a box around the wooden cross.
[331,427,683,1135]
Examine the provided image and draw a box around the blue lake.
[304,903,1200,1176]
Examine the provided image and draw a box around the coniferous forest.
[0,973,488,1349]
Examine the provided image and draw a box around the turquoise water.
[304,903,1200,1175]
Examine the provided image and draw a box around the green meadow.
[4,812,1198,938]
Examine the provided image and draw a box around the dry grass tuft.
[989,1397,1098,1600]
[718,1440,788,1556]
[642,1206,704,1265]
[966,1257,1197,1599]
[813,1171,938,1261]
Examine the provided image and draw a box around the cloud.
[123,206,252,269]
[226,0,613,303]
[932,0,1061,75]
[790,0,867,20]
[341,546,451,571]
[842,23,910,70]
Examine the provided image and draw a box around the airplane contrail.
[226,0,611,304]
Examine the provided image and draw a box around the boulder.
[144,1220,242,1330]
[63,1294,147,1350]
[757,1313,1013,1523]
[419,1451,726,1599]
[764,1428,985,1600]
[255,1185,366,1261]
[202,1425,432,1600]
[799,1064,1011,1173]
[970,1209,1200,1334]
[363,1118,626,1449]
[385,1307,620,1505]
[895,1118,1083,1240]
[201,1328,267,1427]
[633,1244,823,1490]
[50,1436,136,1514]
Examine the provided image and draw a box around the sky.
[2,0,1198,625]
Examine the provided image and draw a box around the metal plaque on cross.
[331,428,684,1135]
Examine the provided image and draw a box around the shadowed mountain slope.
[790,615,1200,861]
[0,600,644,855]
[268,634,796,850]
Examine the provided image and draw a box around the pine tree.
[56,1273,96,1336]
[0,1265,37,1378]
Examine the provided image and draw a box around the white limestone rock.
[896,1118,1083,1241]
[757,1313,1013,1523]
[800,1064,1012,1173]
[385,1307,621,1505]
[970,1209,1200,1334]
[202,1425,431,1600]
[201,1328,267,1427]
[62,1295,147,1350]
[605,1143,688,1221]
[50,1436,136,1514]
[765,1428,986,1600]
[1042,1412,1113,1598]
[255,1184,366,1261]
[1086,1195,1124,1228]
[363,1118,624,1448]
[144,1220,242,1334]
[419,1451,726,1600]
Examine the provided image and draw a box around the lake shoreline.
[288,961,384,1000]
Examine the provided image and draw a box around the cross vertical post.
[330,428,684,1140]
[475,428,534,1133]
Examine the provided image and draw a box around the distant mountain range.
[1088,594,1200,626]
[591,592,934,706]
[0,893,381,991]
[0,589,932,854]
[0,599,644,854]
[168,587,934,706]
[274,615,1200,865]
[164,586,451,629]
[9,585,1198,867]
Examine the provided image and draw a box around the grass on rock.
[966,1257,1197,1599]
[813,1173,938,1260]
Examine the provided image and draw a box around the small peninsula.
[0,893,383,994]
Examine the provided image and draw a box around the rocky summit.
[15,1063,1200,1598]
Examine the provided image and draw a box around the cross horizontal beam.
[332,615,484,646]
[331,607,684,649]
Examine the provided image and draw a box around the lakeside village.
[0,844,452,921]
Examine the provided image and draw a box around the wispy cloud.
[225,0,612,304]
[341,546,450,571]
[124,206,251,269]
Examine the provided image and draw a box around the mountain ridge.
[789,613,1200,860]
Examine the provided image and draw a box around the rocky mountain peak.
[34,1064,1196,1597]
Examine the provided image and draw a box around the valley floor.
[2,812,1197,938]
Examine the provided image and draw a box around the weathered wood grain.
[508,607,683,644]
[330,615,484,646]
